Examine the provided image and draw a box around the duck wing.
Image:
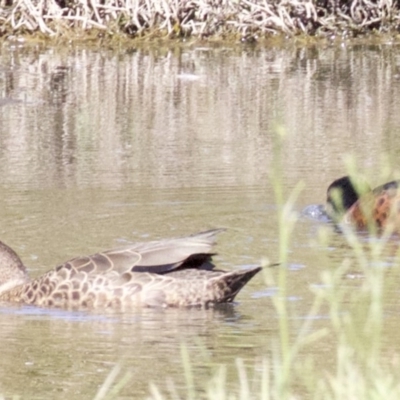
[55,229,224,276]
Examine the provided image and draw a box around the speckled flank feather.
[0,229,261,310]
[327,176,400,232]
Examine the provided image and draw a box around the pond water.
[1,38,400,398]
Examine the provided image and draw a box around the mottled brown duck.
[0,229,261,310]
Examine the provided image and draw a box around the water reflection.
[1,43,400,191]
[0,302,271,398]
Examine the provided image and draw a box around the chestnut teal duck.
[327,176,400,232]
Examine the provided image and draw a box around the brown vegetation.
[0,0,399,40]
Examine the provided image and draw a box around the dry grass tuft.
[0,0,400,39]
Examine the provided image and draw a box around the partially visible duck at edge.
[0,229,262,310]
[326,176,400,232]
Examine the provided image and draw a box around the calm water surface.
[1,40,400,398]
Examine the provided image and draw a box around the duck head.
[326,176,371,220]
[0,241,29,296]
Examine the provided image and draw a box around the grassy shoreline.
[2,0,400,43]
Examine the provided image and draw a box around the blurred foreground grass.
[93,134,400,399]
